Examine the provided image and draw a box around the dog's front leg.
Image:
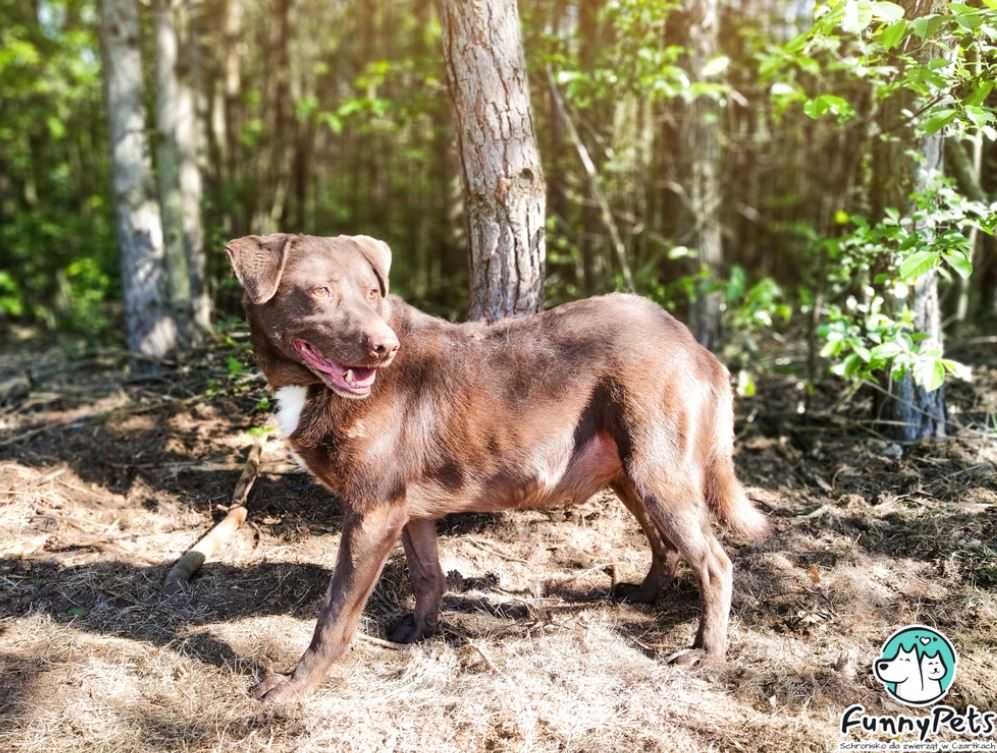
[253,502,408,704]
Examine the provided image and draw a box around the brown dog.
[225,233,768,703]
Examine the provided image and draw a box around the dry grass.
[1,344,996,752]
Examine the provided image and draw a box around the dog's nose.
[877,662,888,672]
[366,332,400,361]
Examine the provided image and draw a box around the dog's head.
[874,645,918,684]
[226,233,398,399]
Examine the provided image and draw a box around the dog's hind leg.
[610,479,679,604]
[389,518,445,643]
[629,472,733,665]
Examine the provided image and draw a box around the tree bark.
[685,0,725,351]
[438,0,547,321]
[945,138,985,324]
[176,2,210,335]
[100,0,176,357]
[884,133,947,440]
[155,0,193,341]
[873,0,948,441]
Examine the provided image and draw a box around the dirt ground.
[1,337,995,753]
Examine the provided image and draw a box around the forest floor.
[0,333,996,753]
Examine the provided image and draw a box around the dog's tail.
[705,454,769,540]
[704,382,769,540]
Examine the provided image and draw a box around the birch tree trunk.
[437,0,547,321]
[686,0,725,351]
[155,0,192,340]
[873,0,947,441]
[876,134,947,440]
[100,0,176,357]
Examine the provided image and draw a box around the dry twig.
[163,441,264,593]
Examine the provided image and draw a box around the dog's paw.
[387,613,435,644]
[251,672,307,705]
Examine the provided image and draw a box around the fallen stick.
[163,441,264,593]
[356,633,410,651]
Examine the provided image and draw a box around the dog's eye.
[311,286,331,298]
[367,287,379,302]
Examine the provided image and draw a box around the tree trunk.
[685,0,725,351]
[878,134,947,440]
[177,1,210,335]
[262,0,293,230]
[100,0,176,358]
[945,137,985,325]
[222,0,242,185]
[873,0,947,441]
[155,0,192,341]
[437,0,547,321]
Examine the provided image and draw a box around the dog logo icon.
[874,625,957,707]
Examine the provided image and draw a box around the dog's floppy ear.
[225,234,294,304]
[349,235,392,296]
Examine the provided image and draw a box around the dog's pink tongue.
[296,340,343,374]
[350,367,376,387]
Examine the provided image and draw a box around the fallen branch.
[356,633,410,651]
[163,441,264,593]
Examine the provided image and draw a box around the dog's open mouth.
[293,339,378,397]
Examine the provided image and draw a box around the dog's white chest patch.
[275,385,308,438]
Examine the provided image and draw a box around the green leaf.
[911,14,944,38]
[941,359,973,381]
[898,250,937,281]
[921,108,957,134]
[943,250,973,279]
[914,357,946,391]
[927,360,946,391]
[226,356,246,377]
[967,80,995,107]
[820,339,843,358]
[843,353,865,378]
[803,94,854,121]
[951,3,984,30]
[871,342,902,359]
[965,105,994,128]
[736,370,756,398]
[877,19,908,49]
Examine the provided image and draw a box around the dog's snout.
[366,331,400,361]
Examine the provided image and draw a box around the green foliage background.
[0,0,995,393]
